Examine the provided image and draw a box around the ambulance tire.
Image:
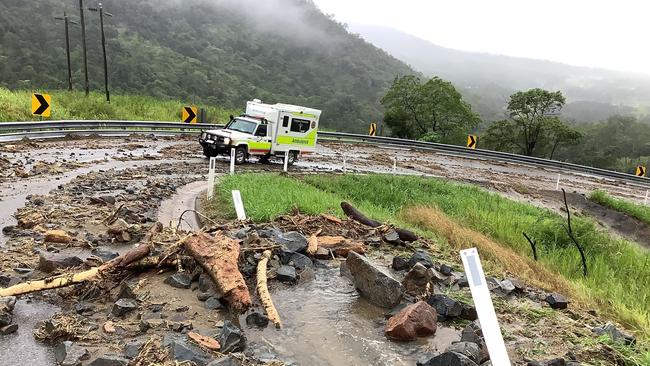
[234,146,248,165]
[287,151,298,166]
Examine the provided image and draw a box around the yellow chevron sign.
[369,122,377,136]
[32,93,51,117]
[636,166,646,177]
[182,106,197,123]
[467,135,478,149]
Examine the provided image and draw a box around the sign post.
[230,148,236,176]
[283,151,289,173]
[460,248,511,366]
[206,157,217,200]
[232,190,246,221]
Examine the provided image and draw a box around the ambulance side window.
[282,116,289,128]
[290,118,310,133]
[255,125,267,137]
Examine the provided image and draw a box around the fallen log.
[183,231,251,312]
[0,222,163,298]
[257,250,282,328]
[341,202,418,242]
[314,236,366,258]
[307,234,319,256]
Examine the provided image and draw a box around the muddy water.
[245,264,460,366]
[157,180,206,231]
[0,300,59,365]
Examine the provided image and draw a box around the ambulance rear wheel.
[287,151,298,166]
[234,146,248,165]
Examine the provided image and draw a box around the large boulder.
[385,301,437,341]
[427,294,463,319]
[545,293,568,309]
[445,342,481,364]
[217,321,246,353]
[346,252,404,308]
[37,252,84,273]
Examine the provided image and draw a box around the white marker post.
[392,157,397,175]
[460,248,512,366]
[231,190,246,221]
[343,156,347,174]
[206,157,217,200]
[555,174,561,191]
[283,150,289,173]
[229,148,236,176]
[645,190,649,206]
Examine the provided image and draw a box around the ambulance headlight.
[223,137,231,145]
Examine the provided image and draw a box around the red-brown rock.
[384,300,437,341]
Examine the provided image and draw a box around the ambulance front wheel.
[286,151,298,166]
[234,146,248,165]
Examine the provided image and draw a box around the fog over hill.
[349,24,650,122]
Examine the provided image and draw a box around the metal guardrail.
[0,120,648,187]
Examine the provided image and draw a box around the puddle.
[244,264,460,366]
[157,180,206,231]
[0,300,59,366]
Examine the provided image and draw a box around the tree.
[380,75,480,142]
[546,118,583,159]
[485,88,573,156]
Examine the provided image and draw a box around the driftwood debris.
[313,236,366,258]
[184,231,252,312]
[0,222,163,298]
[256,250,282,328]
[340,202,418,242]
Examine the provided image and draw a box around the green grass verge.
[589,190,650,225]
[209,173,649,345]
[0,87,238,123]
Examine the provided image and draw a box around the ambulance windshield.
[226,118,258,134]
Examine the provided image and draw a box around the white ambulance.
[199,100,321,165]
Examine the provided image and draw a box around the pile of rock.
[0,296,17,335]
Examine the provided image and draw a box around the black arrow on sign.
[34,94,50,115]
[638,167,646,177]
[183,107,196,123]
[468,135,477,148]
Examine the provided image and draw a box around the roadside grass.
[0,87,237,123]
[589,190,650,225]
[209,172,650,360]
[304,175,650,340]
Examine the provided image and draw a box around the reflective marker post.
[206,157,217,200]
[232,190,246,221]
[460,248,511,366]
[230,148,235,176]
[644,190,648,206]
[556,174,561,191]
[283,151,289,173]
[343,156,347,174]
[392,157,397,175]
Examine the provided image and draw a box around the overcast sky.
[313,0,650,75]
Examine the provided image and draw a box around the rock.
[276,265,297,283]
[0,296,16,312]
[188,331,221,351]
[527,359,566,366]
[408,250,433,269]
[91,248,119,262]
[593,322,636,345]
[346,252,404,308]
[205,297,223,310]
[392,256,409,271]
[289,253,313,271]
[0,312,12,327]
[103,321,116,333]
[88,354,130,366]
[55,341,90,366]
[197,291,214,302]
[439,264,453,276]
[382,229,402,244]
[384,303,409,319]
[402,263,431,295]
[116,281,137,300]
[545,293,568,309]
[499,279,516,294]
[100,195,116,205]
[428,267,448,283]
[112,298,138,317]
[417,351,478,366]
[123,338,144,359]
[74,303,95,315]
[384,301,438,341]
[37,252,84,273]
[107,219,131,242]
[208,356,243,366]
[0,323,18,335]
[217,321,246,353]
[198,274,215,292]
[170,339,211,365]
[339,260,353,280]
[0,273,11,287]
[164,273,192,289]
[246,312,269,328]
[1,225,15,234]
[461,324,489,363]
[427,294,463,319]
[461,304,478,321]
[274,231,308,253]
[13,267,33,275]
[44,229,72,244]
[446,342,481,364]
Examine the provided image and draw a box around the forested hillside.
[0,0,413,132]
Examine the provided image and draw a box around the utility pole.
[54,12,79,91]
[88,3,113,103]
[79,0,90,96]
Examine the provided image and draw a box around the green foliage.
[589,190,650,225]
[380,75,480,143]
[419,132,442,143]
[0,88,236,122]
[483,88,582,157]
[0,0,413,132]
